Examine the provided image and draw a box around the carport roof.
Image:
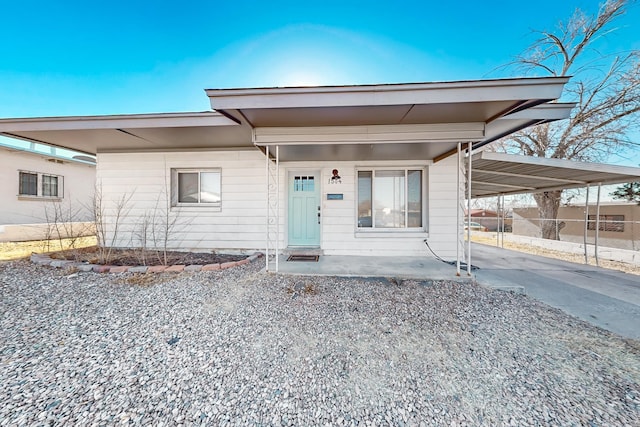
[470,151,640,198]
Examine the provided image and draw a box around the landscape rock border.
[30,252,264,274]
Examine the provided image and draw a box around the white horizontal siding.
[97,150,268,251]
[97,150,463,258]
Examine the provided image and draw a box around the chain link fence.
[491,217,640,251]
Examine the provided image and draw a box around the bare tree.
[43,198,92,257]
[91,182,134,264]
[497,0,640,239]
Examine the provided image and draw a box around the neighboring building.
[0,77,573,258]
[0,139,96,242]
[513,203,640,251]
[465,209,513,232]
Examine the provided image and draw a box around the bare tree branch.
[494,0,640,239]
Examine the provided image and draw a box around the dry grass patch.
[0,236,97,261]
[119,273,171,287]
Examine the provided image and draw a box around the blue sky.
[1,0,639,164]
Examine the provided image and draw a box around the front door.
[288,172,321,247]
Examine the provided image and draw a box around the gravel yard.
[1,260,639,426]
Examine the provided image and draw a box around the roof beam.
[254,123,485,145]
[472,180,537,191]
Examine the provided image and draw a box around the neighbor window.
[18,171,63,198]
[19,172,38,196]
[173,169,221,206]
[42,175,59,197]
[587,214,625,232]
[357,169,423,229]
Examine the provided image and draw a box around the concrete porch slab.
[268,254,473,282]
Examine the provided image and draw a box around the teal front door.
[288,172,321,247]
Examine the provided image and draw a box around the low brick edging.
[30,252,264,274]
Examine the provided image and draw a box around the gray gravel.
[1,260,639,426]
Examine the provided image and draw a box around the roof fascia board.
[0,112,238,132]
[207,77,570,110]
[253,123,485,145]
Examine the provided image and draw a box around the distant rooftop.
[0,135,96,165]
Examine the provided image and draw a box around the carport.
[467,151,640,266]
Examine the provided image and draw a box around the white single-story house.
[0,77,576,266]
[0,138,96,242]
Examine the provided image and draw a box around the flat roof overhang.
[249,103,574,162]
[207,77,572,162]
[470,151,640,198]
[0,112,250,155]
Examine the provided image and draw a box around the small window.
[173,169,221,206]
[357,168,424,229]
[19,172,38,196]
[587,214,624,232]
[42,175,59,197]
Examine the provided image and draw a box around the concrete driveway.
[472,243,640,340]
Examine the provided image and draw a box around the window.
[42,175,59,197]
[19,172,38,196]
[357,169,423,229]
[587,214,625,232]
[173,169,221,206]
[18,171,63,198]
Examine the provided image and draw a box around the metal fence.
[484,217,640,251]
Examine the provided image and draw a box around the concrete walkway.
[472,243,640,340]
[270,254,472,282]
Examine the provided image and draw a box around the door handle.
[317,212,321,224]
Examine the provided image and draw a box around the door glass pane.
[178,172,198,203]
[374,170,405,228]
[407,170,422,227]
[200,172,221,203]
[294,176,314,192]
[357,171,372,227]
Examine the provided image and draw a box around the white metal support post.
[456,142,461,276]
[584,184,590,264]
[275,146,280,272]
[265,146,269,271]
[595,182,601,267]
[265,145,280,273]
[467,141,472,276]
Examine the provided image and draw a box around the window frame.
[18,170,64,199]
[42,174,59,197]
[355,167,427,232]
[587,214,625,232]
[171,168,222,208]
